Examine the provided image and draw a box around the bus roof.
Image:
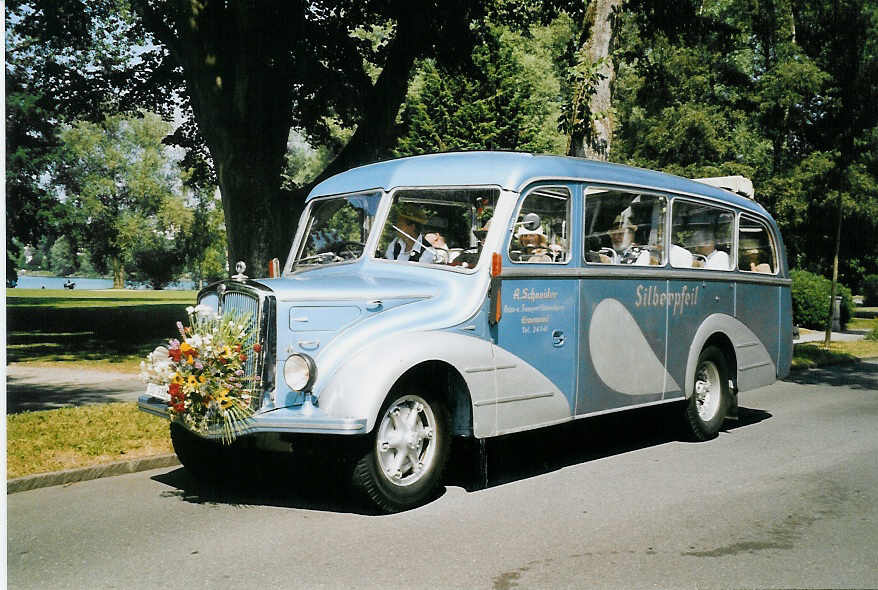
[308,152,769,216]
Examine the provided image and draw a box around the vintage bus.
[139,152,792,512]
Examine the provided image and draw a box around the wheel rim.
[376,394,437,487]
[694,360,722,422]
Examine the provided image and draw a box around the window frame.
[737,212,779,276]
[508,184,573,265]
[668,197,737,272]
[581,185,669,267]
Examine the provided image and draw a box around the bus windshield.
[293,192,382,266]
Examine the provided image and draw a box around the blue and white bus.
[140,152,792,512]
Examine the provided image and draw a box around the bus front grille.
[221,289,265,410]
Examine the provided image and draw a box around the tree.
[9,1,580,278]
[395,25,566,156]
[562,0,623,160]
[130,0,491,276]
[55,112,188,287]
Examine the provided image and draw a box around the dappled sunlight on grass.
[6,402,173,479]
[7,290,197,371]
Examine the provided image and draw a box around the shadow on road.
[151,402,772,515]
[784,360,878,390]
[6,376,140,413]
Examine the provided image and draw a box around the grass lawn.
[7,288,197,372]
[6,402,173,479]
[847,316,878,332]
[791,339,878,369]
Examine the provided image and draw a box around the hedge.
[790,269,854,330]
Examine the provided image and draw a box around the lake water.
[12,275,196,290]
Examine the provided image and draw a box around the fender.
[316,330,499,434]
[684,313,776,398]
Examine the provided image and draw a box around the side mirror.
[520,212,541,231]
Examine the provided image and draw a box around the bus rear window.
[738,215,777,274]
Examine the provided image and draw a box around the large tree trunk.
[568,0,622,161]
[112,256,125,289]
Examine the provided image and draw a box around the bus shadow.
[151,456,390,515]
[150,403,771,513]
[446,403,772,492]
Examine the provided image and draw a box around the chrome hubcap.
[694,360,721,422]
[376,395,436,486]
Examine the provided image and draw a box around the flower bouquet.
[141,304,262,444]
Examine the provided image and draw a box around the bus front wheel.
[351,391,450,513]
[684,346,730,441]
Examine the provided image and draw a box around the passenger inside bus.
[740,238,772,273]
[513,226,553,262]
[691,226,731,270]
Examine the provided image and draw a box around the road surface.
[8,361,878,589]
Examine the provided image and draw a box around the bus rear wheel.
[351,391,450,513]
[684,345,730,441]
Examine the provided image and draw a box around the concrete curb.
[7,454,180,494]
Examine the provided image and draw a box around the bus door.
[492,186,579,432]
[577,188,672,414]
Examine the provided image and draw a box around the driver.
[385,205,438,264]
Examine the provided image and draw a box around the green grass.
[7,289,197,372]
[847,316,878,332]
[791,340,878,369]
[6,403,173,479]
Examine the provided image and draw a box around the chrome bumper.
[137,395,367,437]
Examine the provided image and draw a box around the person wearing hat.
[385,204,438,263]
[602,210,651,265]
[691,225,730,270]
[513,225,553,262]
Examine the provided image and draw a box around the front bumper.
[137,395,368,437]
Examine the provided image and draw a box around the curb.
[7,454,180,494]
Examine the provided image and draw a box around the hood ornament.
[232,260,248,281]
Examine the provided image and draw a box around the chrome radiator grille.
[220,289,265,409]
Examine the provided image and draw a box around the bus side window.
[510,187,570,264]
[738,216,776,274]
[584,188,666,266]
[671,201,734,270]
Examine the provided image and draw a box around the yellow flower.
[180,342,195,354]
[172,373,184,385]
[221,345,233,358]
[198,374,207,384]
[187,375,198,388]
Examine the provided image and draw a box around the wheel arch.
[684,315,743,398]
[392,360,474,437]
[316,331,490,434]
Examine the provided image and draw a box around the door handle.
[552,330,565,347]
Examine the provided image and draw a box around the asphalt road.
[6,364,143,413]
[8,361,878,589]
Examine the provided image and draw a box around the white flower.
[193,303,218,319]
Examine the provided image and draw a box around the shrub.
[863,274,878,307]
[790,269,854,330]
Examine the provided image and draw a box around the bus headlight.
[284,353,316,391]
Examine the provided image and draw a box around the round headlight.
[284,354,316,391]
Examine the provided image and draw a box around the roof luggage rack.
[692,175,755,199]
